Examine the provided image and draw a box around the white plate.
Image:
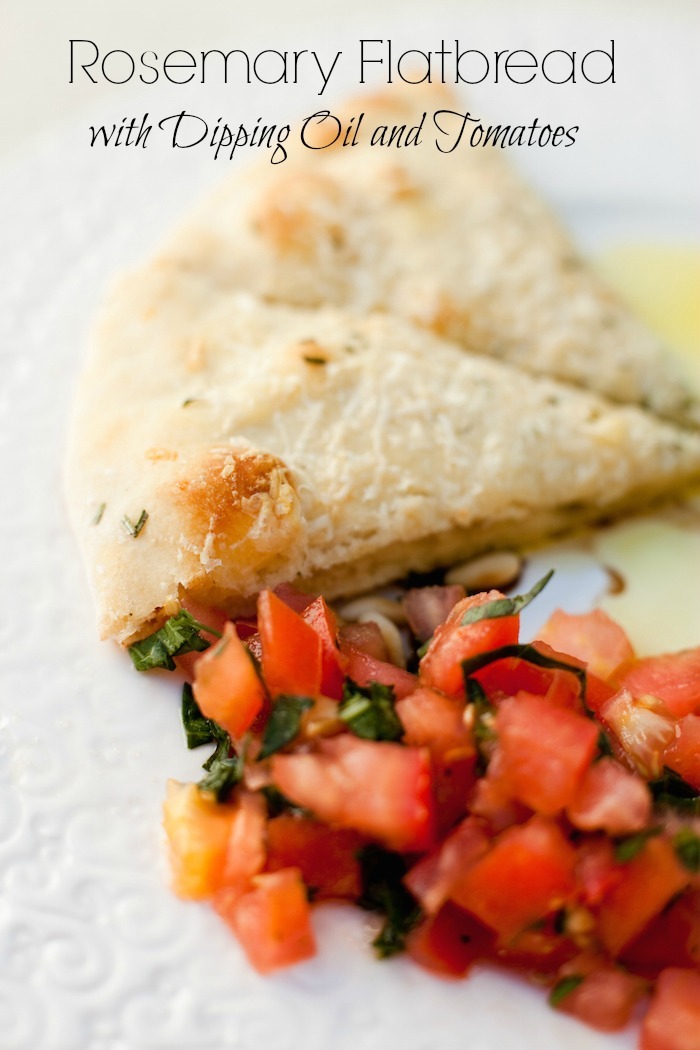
[1,19,697,1046]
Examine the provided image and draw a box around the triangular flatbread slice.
[66,266,700,642]
[157,85,699,427]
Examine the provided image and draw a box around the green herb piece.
[613,827,661,864]
[122,508,149,537]
[339,679,404,742]
[258,695,313,760]
[466,677,497,773]
[596,729,614,758]
[302,355,327,365]
[128,609,220,672]
[356,844,422,958]
[461,570,554,626]
[549,975,584,1007]
[461,644,587,706]
[182,397,199,407]
[92,502,106,526]
[259,784,311,819]
[650,768,700,816]
[198,728,242,802]
[181,683,216,749]
[673,828,700,873]
[416,638,431,660]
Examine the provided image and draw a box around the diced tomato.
[175,597,230,679]
[640,968,700,1050]
[406,902,492,978]
[271,735,435,852]
[450,817,577,941]
[600,689,676,779]
[618,649,700,719]
[622,890,700,979]
[215,867,316,974]
[469,774,529,834]
[258,589,322,697]
[265,815,364,900]
[474,647,583,709]
[420,591,520,698]
[301,596,347,700]
[537,609,635,682]
[566,758,652,836]
[162,780,237,899]
[340,640,417,700]
[575,838,626,909]
[555,967,647,1032]
[493,692,599,815]
[663,714,700,790]
[597,837,690,956]
[219,791,267,897]
[396,687,477,831]
[586,672,617,716]
[192,623,266,740]
[404,817,489,916]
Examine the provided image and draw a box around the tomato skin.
[566,758,652,836]
[215,867,316,974]
[618,649,700,719]
[537,608,635,682]
[449,816,577,941]
[258,590,322,697]
[555,968,648,1032]
[597,837,690,956]
[271,735,436,852]
[219,791,267,896]
[420,591,520,698]
[640,968,700,1050]
[493,692,599,815]
[600,689,676,780]
[265,815,364,900]
[162,780,237,900]
[406,902,492,978]
[301,596,347,700]
[340,640,418,700]
[663,714,700,790]
[193,623,266,741]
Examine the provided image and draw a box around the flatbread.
[65,266,700,642]
[157,85,699,427]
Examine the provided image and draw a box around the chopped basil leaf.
[650,768,700,816]
[128,609,219,672]
[92,502,106,526]
[466,677,496,773]
[596,729,614,759]
[461,644,587,706]
[613,827,661,864]
[356,844,422,958]
[673,828,700,873]
[339,679,404,742]
[122,508,149,537]
[549,975,584,1007]
[461,570,554,626]
[181,683,216,749]
[416,638,431,660]
[258,694,313,760]
[199,744,241,801]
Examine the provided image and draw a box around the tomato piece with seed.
[618,649,700,719]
